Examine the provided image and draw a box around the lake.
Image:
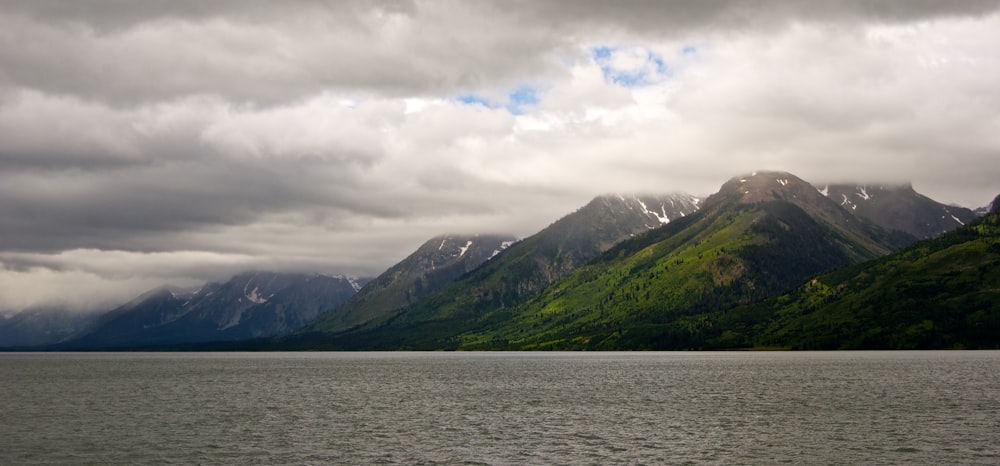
[1,351,998,464]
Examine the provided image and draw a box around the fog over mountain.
[2,1,999,312]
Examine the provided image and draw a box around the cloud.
[593,46,670,87]
[1,1,1000,312]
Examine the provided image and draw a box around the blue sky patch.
[506,86,539,115]
[592,46,613,60]
[456,86,541,115]
[591,45,670,87]
[457,94,495,108]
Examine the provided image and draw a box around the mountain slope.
[306,234,516,333]
[58,272,360,349]
[295,173,908,350]
[298,193,702,348]
[748,197,1000,349]
[821,183,976,240]
[0,307,103,348]
[448,171,908,350]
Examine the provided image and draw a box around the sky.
[2,0,1000,313]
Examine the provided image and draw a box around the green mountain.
[491,190,999,351]
[741,197,1000,349]
[305,234,516,333]
[297,172,908,350]
[451,171,909,349]
[292,193,702,348]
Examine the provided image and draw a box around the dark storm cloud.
[5,1,996,105]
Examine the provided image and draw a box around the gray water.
[1,351,998,465]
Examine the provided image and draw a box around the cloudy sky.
[2,0,1000,313]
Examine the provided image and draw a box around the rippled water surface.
[2,351,999,464]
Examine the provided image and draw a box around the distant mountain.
[306,234,516,333]
[0,307,102,348]
[819,183,976,239]
[975,194,1000,217]
[57,272,362,349]
[296,192,703,347]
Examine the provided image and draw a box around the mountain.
[444,171,911,349]
[820,183,977,240]
[303,171,908,350]
[0,307,102,348]
[974,194,1000,217]
[296,192,702,347]
[306,234,517,333]
[710,199,1000,349]
[57,272,361,349]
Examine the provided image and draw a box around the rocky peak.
[712,171,820,205]
[594,193,703,228]
[413,234,518,272]
[991,194,1000,215]
[820,182,976,239]
[821,183,915,212]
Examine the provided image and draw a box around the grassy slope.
[293,196,694,349]
[456,198,891,350]
[751,211,1000,349]
[289,184,997,351]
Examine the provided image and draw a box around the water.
[2,351,998,465]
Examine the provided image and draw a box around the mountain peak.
[821,183,916,212]
[594,192,703,227]
[715,171,816,205]
[821,182,976,239]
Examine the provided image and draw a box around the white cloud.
[1,2,999,312]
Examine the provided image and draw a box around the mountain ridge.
[296,172,912,350]
[306,234,516,334]
[48,272,362,349]
[446,171,908,349]
[298,192,704,345]
[820,183,976,240]
[4,171,990,351]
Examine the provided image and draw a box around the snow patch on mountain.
[636,198,672,225]
[244,283,269,304]
[489,240,517,259]
[839,194,857,210]
[348,277,363,292]
[458,240,473,257]
[948,213,965,226]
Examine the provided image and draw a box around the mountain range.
[301,193,703,340]
[2,172,996,351]
[305,234,517,334]
[287,172,996,350]
[33,272,364,349]
[298,172,908,349]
